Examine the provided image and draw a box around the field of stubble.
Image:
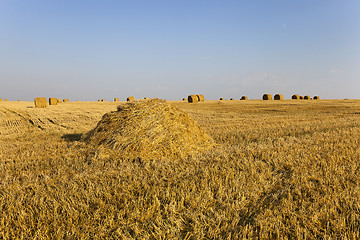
[0,99,359,239]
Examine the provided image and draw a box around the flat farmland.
[0,99,359,239]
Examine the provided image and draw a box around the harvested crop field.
[0,99,360,239]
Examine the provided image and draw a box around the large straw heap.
[83,99,214,160]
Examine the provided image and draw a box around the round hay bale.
[83,99,214,160]
[98,100,101,102]
[262,94,272,100]
[219,98,224,100]
[127,96,135,102]
[49,98,58,105]
[196,94,205,101]
[34,97,47,108]
[63,99,69,103]
[230,98,234,100]
[182,98,186,101]
[188,95,198,103]
[144,97,151,100]
[101,99,105,102]
[5,99,8,101]
[240,96,248,100]
[114,98,119,102]
[313,96,320,100]
[274,94,283,100]
[0,98,2,102]
[299,96,304,100]
[292,94,300,100]
[304,95,310,100]
[57,99,62,103]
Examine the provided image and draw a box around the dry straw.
[127,96,135,102]
[144,97,151,100]
[304,95,310,100]
[188,95,198,103]
[34,97,47,108]
[263,94,272,100]
[313,96,320,100]
[196,94,205,101]
[240,96,248,100]
[83,99,214,160]
[49,98,58,105]
[114,98,119,102]
[274,94,284,100]
[292,94,300,100]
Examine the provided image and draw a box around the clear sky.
[1,0,359,101]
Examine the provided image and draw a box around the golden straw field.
[0,99,360,239]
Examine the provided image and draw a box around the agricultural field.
[0,99,359,239]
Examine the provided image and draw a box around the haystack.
[197,94,205,101]
[230,98,234,100]
[304,95,310,100]
[49,98,58,105]
[114,98,119,102]
[34,97,47,108]
[188,95,198,103]
[127,96,135,102]
[63,99,69,102]
[183,98,186,101]
[83,99,214,160]
[300,96,304,100]
[313,96,320,100]
[274,94,283,100]
[240,96,248,100]
[263,94,272,100]
[219,98,224,100]
[292,94,300,100]
[57,99,62,103]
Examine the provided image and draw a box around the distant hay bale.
[57,99,62,103]
[219,98,224,100]
[183,98,186,101]
[230,98,234,100]
[304,95,310,100]
[274,94,284,100]
[188,95,198,103]
[49,98,58,105]
[144,97,151,100]
[313,96,320,100]
[240,96,248,100]
[76,100,79,102]
[292,94,300,100]
[263,94,272,100]
[0,98,2,102]
[114,98,119,102]
[98,100,101,102]
[63,99,69,102]
[18,100,21,102]
[127,96,135,102]
[196,94,205,101]
[34,97,47,108]
[299,96,304,100]
[83,99,214,160]
[101,99,105,102]
[4,99,8,101]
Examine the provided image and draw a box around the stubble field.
[0,99,359,239]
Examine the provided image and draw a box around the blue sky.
[1,0,359,101]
